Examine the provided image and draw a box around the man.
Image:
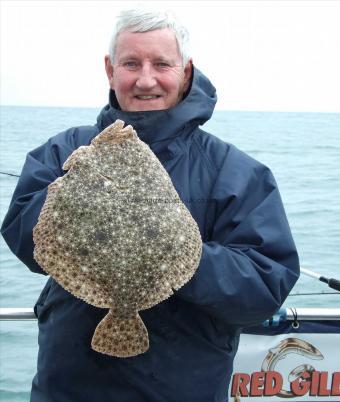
[1,8,299,402]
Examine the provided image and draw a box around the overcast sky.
[1,0,340,112]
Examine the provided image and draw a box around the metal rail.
[285,308,340,321]
[0,308,36,320]
[1,307,340,321]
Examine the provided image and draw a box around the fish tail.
[91,310,149,358]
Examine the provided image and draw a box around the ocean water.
[0,106,339,401]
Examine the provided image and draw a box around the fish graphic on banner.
[230,323,340,401]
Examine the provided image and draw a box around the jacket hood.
[96,66,217,145]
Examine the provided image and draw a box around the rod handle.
[328,278,340,291]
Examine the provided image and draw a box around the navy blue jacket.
[1,67,299,402]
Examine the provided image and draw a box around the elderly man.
[1,8,299,402]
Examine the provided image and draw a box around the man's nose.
[135,64,157,90]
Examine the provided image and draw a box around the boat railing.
[1,307,340,321]
[0,308,36,320]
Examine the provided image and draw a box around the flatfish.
[33,120,202,357]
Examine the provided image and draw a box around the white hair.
[108,8,191,66]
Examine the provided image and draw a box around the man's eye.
[123,61,138,69]
[155,62,170,69]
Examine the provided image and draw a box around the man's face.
[105,28,192,112]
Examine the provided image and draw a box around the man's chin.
[128,104,167,112]
[123,97,172,112]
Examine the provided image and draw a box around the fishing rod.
[0,171,20,178]
[289,291,339,296]
[300,267,340,292]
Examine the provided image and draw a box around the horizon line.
[1,104,339,115]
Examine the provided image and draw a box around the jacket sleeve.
[1,135,74,274]
[176,146,300,327]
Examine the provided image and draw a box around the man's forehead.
[115,29,181,59]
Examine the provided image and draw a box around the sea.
[0,105,339,401]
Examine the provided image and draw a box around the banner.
[229,320,340,401]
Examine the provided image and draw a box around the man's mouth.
[135,95,161,100]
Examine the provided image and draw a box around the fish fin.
[91,310,149,358]
[62,145,91,171]
[91,120,135,146]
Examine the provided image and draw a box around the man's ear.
[105,55,115,90]
[183,59,193,93]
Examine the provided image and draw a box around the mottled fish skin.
[33,120,202,358]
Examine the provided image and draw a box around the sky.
[1,0,340,112]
